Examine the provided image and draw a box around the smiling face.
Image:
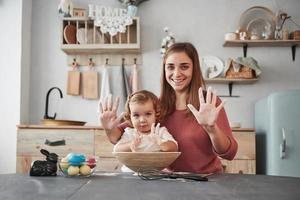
[129,100,156,134]
[165,52,193,94]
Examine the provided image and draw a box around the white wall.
[21,0,32,125]
[28,0,300,128]
[0,0,23,174]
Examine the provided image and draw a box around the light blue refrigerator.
[255,90,300,177]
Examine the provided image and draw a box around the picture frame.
[73,8,86,17]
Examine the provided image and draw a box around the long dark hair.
[160,42,206,118]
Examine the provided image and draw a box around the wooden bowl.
[113,152,181,172]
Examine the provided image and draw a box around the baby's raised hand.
[130,134,142,152]
[99,94,125,130]
[149,123,163,145]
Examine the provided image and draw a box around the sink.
[41,119,86,126]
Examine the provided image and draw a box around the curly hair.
[124,90,161,123]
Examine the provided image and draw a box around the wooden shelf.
[223,40,300,47]
[205,78,259,97]
[61,44,140,54]
[61,17,140,55]
[205,78,258,84]
[223,40,300,61]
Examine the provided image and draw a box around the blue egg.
[67,153,86,166]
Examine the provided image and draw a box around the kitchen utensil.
[239,6,276,39]
[67,61,80,96]
[64,24,77,44]
[200,56,224,79]
[82,60,99,99]
[137,169,208,181]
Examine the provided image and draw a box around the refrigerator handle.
[280,128,286,159]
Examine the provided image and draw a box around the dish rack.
[61,17,140,54]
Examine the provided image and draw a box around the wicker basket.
[225,59,256,79]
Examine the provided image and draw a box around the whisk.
[137,169,209,182]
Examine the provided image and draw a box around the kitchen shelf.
[223,40,300,61]
[61,17,140,53]
[61,44,140,54]
[205,78,258,97]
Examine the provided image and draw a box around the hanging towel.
[107,65,132,114]
[98,65,111,112]
[122,62,132,97]
[131,63,139,93]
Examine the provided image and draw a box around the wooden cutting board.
[67,69,81,96]
[82,70,99,99]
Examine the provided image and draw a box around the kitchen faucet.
[44,87,63,120]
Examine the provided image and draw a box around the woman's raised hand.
[187,87,225,127]
[99,94,125,130]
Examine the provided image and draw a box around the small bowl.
[113,152,181,172]
[58,157,97,177]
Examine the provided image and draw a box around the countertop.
[17,125,104,130]
[17,125,254,132]
[1,173,299,200]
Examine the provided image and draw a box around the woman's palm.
[188,87,225,127]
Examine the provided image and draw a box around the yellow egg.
[79,165,91,176]
[68,166,79,176]
[60,162,69,169]
[60,157,69,169]
[61,157,68,162]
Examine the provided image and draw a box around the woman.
[99,42,237,174]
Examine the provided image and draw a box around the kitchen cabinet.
[16,126,121,173]
[220,128,256,174]
[17,126,255,174]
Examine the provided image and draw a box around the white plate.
[200,56,224,79]
[239,6,275,39]
[77,28,102,44]
[246,18,272,39]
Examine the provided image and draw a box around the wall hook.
[134,58,137,65]
[89,58,94,67]
[72,58,77,68]
[106,58,109,65]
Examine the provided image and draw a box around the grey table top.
[1,172,300,200]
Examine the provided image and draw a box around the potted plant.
[118,0,149,17]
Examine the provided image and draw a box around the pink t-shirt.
[162,108,238,174]
[117,102,238,174]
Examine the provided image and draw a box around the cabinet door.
[221,159,256,174]
[232,131,256,160]
[94,130,121,171]
[17,129,94,173]
[221,130,256,174]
